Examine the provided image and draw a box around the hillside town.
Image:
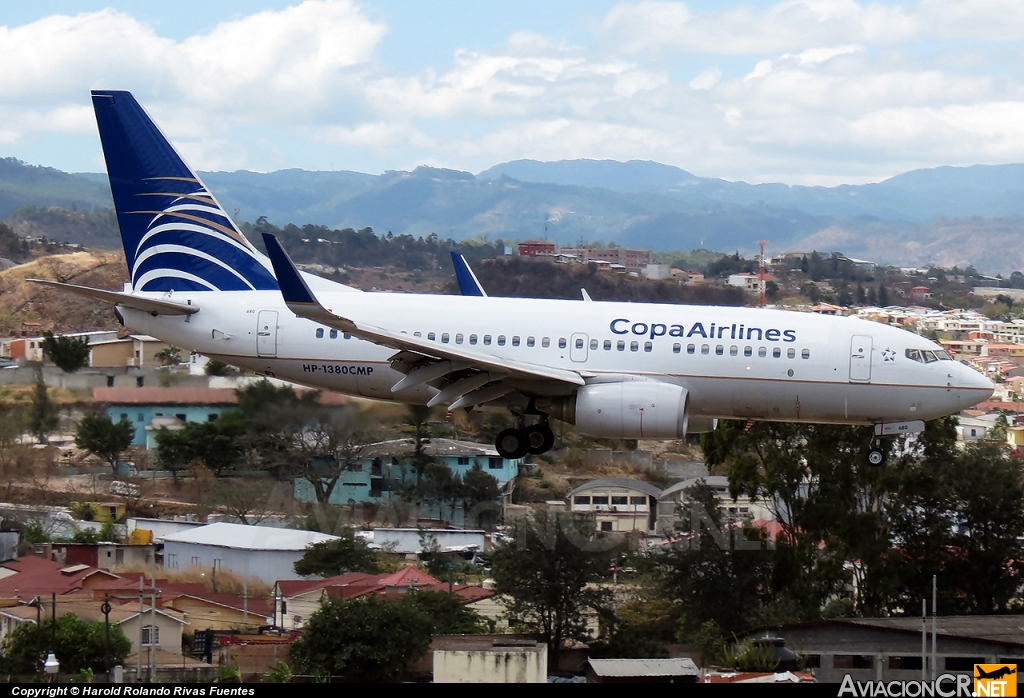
[0,237,1023,684]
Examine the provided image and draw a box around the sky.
[2,0,1024,185]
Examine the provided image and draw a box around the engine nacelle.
[553,381,689,439]
[686,417,718,434]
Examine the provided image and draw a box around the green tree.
[27,370,59,444]
[204,359,230,376]
[154,416,246,477]
[0,614,131,675]
[289,595,432,682]
[41,331,90,373]
[75,413,135,474]
[404,591,488,635]
[154,346,182,366]
[489,510,621,667]
[293,530,381,577]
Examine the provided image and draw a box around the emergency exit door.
[849,335,872,383]
[257,310,278,357]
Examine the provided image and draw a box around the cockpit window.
[922,350,938,363]
[935,350,953,361]
[906,349,923,363]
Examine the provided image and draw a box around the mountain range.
[3,156,1024,274]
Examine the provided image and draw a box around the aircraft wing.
[263,234,584,407]
[26,279,199,315]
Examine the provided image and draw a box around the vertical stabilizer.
[91,90,278,292]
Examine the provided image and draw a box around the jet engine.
[545,381,689,439]
[685,417,718,433]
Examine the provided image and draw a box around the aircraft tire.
[496,428,529,460]
[525,424,555,455]
[867,448,886,467]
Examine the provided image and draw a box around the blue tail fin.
[450,251,487,296]
[91,90,278,292]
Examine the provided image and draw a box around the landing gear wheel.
[496,428,529,460]
[867,448,886,467]
[525,424,555,455]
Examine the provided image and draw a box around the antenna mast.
[757,240,768,308]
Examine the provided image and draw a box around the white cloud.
[689,67,721,90]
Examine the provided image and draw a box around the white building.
[161,522,339,585]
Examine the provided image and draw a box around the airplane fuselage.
[120,289,992,426]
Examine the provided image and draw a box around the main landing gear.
[495,419,555,460]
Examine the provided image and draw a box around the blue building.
[94,386,240,448]
[294,438,521,513]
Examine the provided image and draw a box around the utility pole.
[756,240,768,308]
[101,595,112,677]
[137,577,143,680]
[920,599,926,682]
[931,575,937,681]
[51,592,56,647]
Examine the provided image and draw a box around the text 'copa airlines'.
[610,318,797,343]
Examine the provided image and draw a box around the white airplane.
[33,91,993,466]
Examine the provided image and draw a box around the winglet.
[450,252,487,297]
[263,233,355,329]
[581,288,592,302]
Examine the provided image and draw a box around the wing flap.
[27,279,199,315]
[262,233,585,389]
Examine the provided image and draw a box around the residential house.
[657,475,773,534]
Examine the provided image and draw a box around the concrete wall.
[433,644,547,683]
[0,365,210,390]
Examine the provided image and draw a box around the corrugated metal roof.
[659,475,730,499]
[588,658,700,677]
[361,438,503,459]
[162,522,338,551]
[567,478,662,499]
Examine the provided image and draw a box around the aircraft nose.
[955,363,994,409]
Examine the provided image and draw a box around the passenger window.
[441,333,450,344]
[498,335,507,346]
[787,348,795,359]
[701,344,709,355]
[427,332,436,341]
[644,342,653,352]
[542,337,550,348]
[575,338,584,349]
[455,333,464,344]
[483,335,492,345]
[558,338,567,349]
[630,341,639,352]
[604,340,612,351]
[512,336,520,346]
[329,329,338,339]
[469,334,478,345]
[617,341,625,351]
[527,337,535,347]
[590,339,598,350]
[802,348,810,359]
[316,328,324,339]
[673,343,681,354]
[414,331,422,337]
[730,346,738,356]
[773,347,781,358]
[687,344,695,354]
[344,333,351,340]
[744,346,752,357]
[715,345,724,355]
[758,347,767,357]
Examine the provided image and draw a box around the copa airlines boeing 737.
[32,91,994,465]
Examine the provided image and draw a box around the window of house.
[120,413,128,422]
[488,458,503,469]
[591,496,609,506]
[889,656,922,671]
[457,457,469,465]
[945,657,984,671]
[141,625,160,646]
[600,521,613,532]
[208,414,218,422]
[136,376,144,388]
[574,496,591,506]
[630,496,646,505]
[137,413,144,422]
[175,413,186,422]
[106,376,115,387]
[833,655,874,669]
[611,496,628,505]
[316,328,324,339]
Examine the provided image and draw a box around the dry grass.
[113,561,272,598]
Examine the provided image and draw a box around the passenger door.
[257,310,279,357]
[849,335,872,383]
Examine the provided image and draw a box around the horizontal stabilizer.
[27,279,199,315]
